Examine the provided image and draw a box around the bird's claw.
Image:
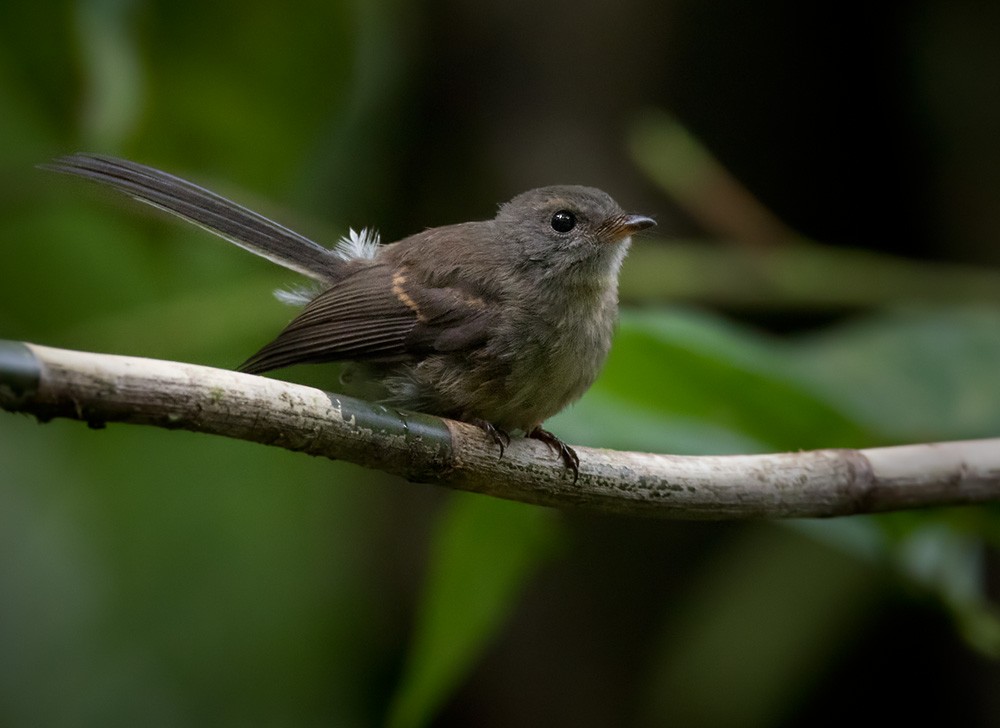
[528,427,580,483]
[471,419,511,458]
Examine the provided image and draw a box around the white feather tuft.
[333,227,381,261]
[274,284,320,306]
[271,228,379,306]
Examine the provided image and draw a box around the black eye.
[551,210,576,233]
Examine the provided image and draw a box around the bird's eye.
[551,210,576,233]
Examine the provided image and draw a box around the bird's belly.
[377,299,616,432]
[457,309,613,430]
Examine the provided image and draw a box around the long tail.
[43,154,343,282]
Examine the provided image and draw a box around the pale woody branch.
[1,340,998,519]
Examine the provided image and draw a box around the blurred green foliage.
[2,2,1000,727]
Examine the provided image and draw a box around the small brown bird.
[46,155,655,478]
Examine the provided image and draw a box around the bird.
[44,154,655,479]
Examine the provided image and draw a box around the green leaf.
[561,304,1000,456]
[386,494,562,728]
[550,389,769,455]
[791,305,1000,441]
[591,308,873,452]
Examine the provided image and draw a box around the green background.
[2,1,1000,726]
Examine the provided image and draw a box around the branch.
[2,340,998,519]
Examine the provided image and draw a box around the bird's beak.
[608,213,656,241]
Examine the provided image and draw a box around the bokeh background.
[2,1,1000,726]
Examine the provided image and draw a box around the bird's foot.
[527,427,580,483]
[471,419,511,458]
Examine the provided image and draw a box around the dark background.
[2,1,999,726]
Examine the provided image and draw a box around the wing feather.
[238,262,501,374]
[239,264,414,372]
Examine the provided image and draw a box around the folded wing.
[238,262,495,373]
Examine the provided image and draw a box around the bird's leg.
[470,418,511,458]
[527,426,580,483]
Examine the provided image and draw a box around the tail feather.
[43,154,343,281]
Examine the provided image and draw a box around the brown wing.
[238,262,495,374]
